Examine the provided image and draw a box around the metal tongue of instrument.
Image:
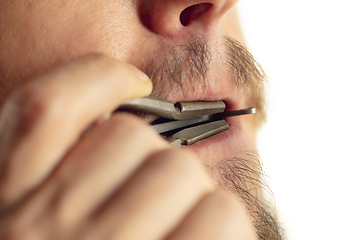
[117,96,256,147]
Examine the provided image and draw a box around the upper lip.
[142,79,247,124]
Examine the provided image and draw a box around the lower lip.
[181,117,242,158]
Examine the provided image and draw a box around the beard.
[141,34,284,240]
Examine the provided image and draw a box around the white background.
[237,1,360,239]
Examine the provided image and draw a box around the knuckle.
[208,191,256,238]
[150,149,212,189]
[209,191,243,215]
[9,84,63,135]
[171,150,207,178]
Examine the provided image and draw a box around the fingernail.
[96,112,111,124]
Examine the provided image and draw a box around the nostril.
[180,3,212,26]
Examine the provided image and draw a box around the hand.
[0,54,256,240]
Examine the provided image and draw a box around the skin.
[0,0,262,239]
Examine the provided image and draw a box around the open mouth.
[116,104,229,145]
[116,96,254,148]
[151,115,229,146]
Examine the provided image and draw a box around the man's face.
[0,0,276,238]
[0,0,263,163]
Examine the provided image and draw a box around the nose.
[138,0,239,37]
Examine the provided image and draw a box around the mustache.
[144,34,211,99]
[143,34,267,127]
[224,36,267,127]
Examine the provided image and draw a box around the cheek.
[0,0,139,102]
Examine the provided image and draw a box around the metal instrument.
[117,96,255,147]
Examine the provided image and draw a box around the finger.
[78,149,213,240]
[47,114,170,230]
[165,191,257,240]
[0,54,152,208]
[0,114,170,239]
